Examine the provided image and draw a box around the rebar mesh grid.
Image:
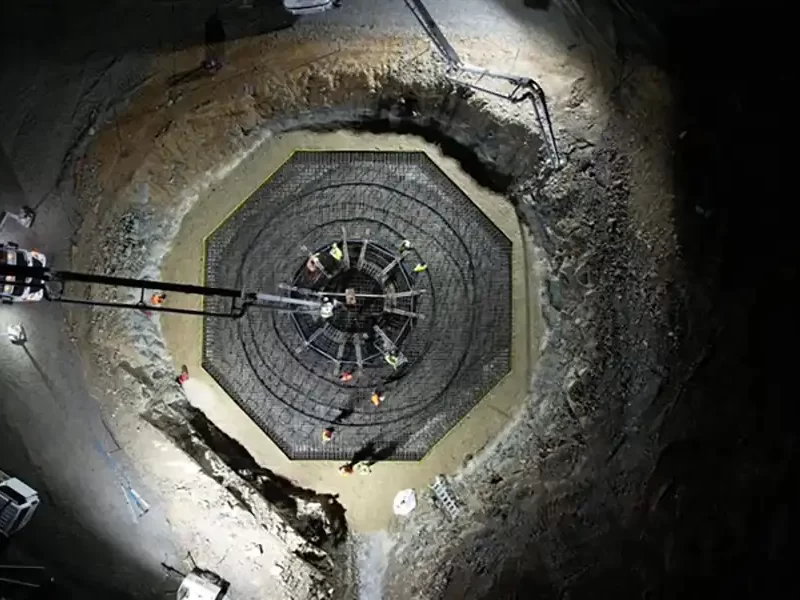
[203,151,512,460]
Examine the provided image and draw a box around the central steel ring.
[324,268,385,334]
[289,240,419,368]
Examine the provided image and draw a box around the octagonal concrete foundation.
[161,131,543,530]
[202,151,513,460]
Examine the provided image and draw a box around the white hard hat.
[393,489,416,516]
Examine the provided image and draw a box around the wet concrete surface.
[159,130,537,533]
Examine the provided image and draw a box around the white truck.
[283,0,341,15]
[177,569,230,600]
[0,470,40,538]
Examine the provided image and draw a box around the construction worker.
[306,254,322,273]
[371,390,385,406]
[339,371,354,383]
[385,354,400,369]
[329,242,343,262]
[151,292,167,306]
[320,298,335,319]
[338,464,354,476]
[322,428,334,443]
[413,263,427,273]
[398,239,412,253]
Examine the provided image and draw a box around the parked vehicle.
[0,242,47,303]
[0,470,40,538]
[177,568,229,600]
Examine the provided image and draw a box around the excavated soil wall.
[65,26,683,600]
[383,67,685,595]
[64,30,590,598]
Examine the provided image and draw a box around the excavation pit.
[160,130,539,529]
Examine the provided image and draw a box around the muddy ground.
[382,61,683,598]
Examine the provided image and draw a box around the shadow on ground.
[0,420,181,600]
[143,399,349,558]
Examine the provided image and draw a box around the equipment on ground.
[1,243,47,303]
[0,207,35,230]
[0,241,422,328]
[0,245,354,320]
[177,568,229,600]
[430,475,460,519]
[0,470,40,538]
[401,0,562,166]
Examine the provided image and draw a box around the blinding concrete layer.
[159,130,543,532]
